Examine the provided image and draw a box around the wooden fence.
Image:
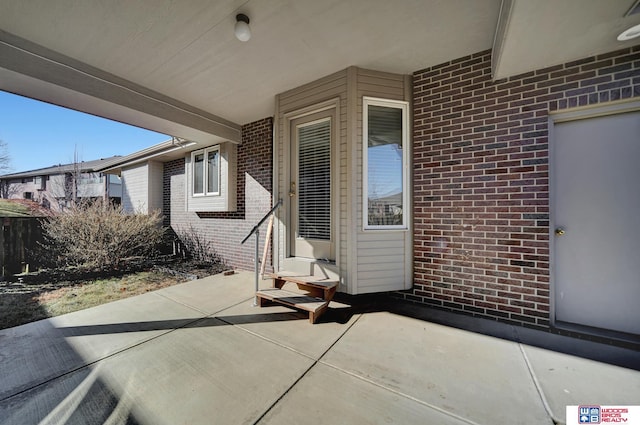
[0,217,43,276]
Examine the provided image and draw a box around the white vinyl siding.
[275,67,412,294]
[121,163,149,213]
[356,232,410,293]
[121,161,162,214]
[354,70,412,294]
[276,70,348,287]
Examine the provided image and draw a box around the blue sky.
[0,91,169,173]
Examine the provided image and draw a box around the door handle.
[289,181,296,197]
[555,227,566,236]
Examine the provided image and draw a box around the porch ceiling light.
[235,14,251,42]
[617,23,640,41]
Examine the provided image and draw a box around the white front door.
[289,111,334,261]
[553,109,640,337]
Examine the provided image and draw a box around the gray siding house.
[2,0,640,345]
[0,157,122,211]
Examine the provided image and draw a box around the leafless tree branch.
[0,140,12,175]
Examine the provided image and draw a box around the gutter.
[96,138,198,173]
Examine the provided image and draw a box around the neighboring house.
[0,157,123,211]
[3,1,640,345]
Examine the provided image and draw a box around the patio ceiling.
[0,0,638,143]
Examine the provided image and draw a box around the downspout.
[104,173,109,202]
[491,0,514,81]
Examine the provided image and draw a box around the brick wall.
[406,46,640,329]
[163,117,273,271]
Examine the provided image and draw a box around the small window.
[34,176,45,190]
[207,149,219,195]
[186,143,236,212]
[193,153,204,195]
[363,97,409,230]
[192,146,220,196]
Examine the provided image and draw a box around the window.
[363,97,409,230]
[34,176,45,190]
[192,146,220,196]
[186,143,236,212]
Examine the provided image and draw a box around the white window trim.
[191,146,220,197]
[362,96,410,231]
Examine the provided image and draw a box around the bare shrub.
[40,200,165,271]
[174,224,224,266]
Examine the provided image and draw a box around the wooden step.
[256,288,329,324]
[271,271,338,301]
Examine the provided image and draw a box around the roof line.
[94,138,198,172]
[0,155,122,178]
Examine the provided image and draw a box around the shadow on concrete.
[47,293,640,373]
[2,286,638,425]
[55,312,306,337]
[0,319,141,425]
[1,309,319,423]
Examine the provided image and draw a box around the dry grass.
[0,199,32,217]
[0,271,187,330]
[0,199,52,217]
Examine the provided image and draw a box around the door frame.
[548,98,640,336]
[280,98,341,263]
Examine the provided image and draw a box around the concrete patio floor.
[0,271,638,425]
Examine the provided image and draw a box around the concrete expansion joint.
[0,327,175,404]
[0,296,253,405]
[316,360,481,425]
[249,313,364,425]
[215,316,317,362]
[156,291,253,317]
[518,343,559,425]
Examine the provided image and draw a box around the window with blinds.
[363,97,409,229]
[297,118,331,240]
